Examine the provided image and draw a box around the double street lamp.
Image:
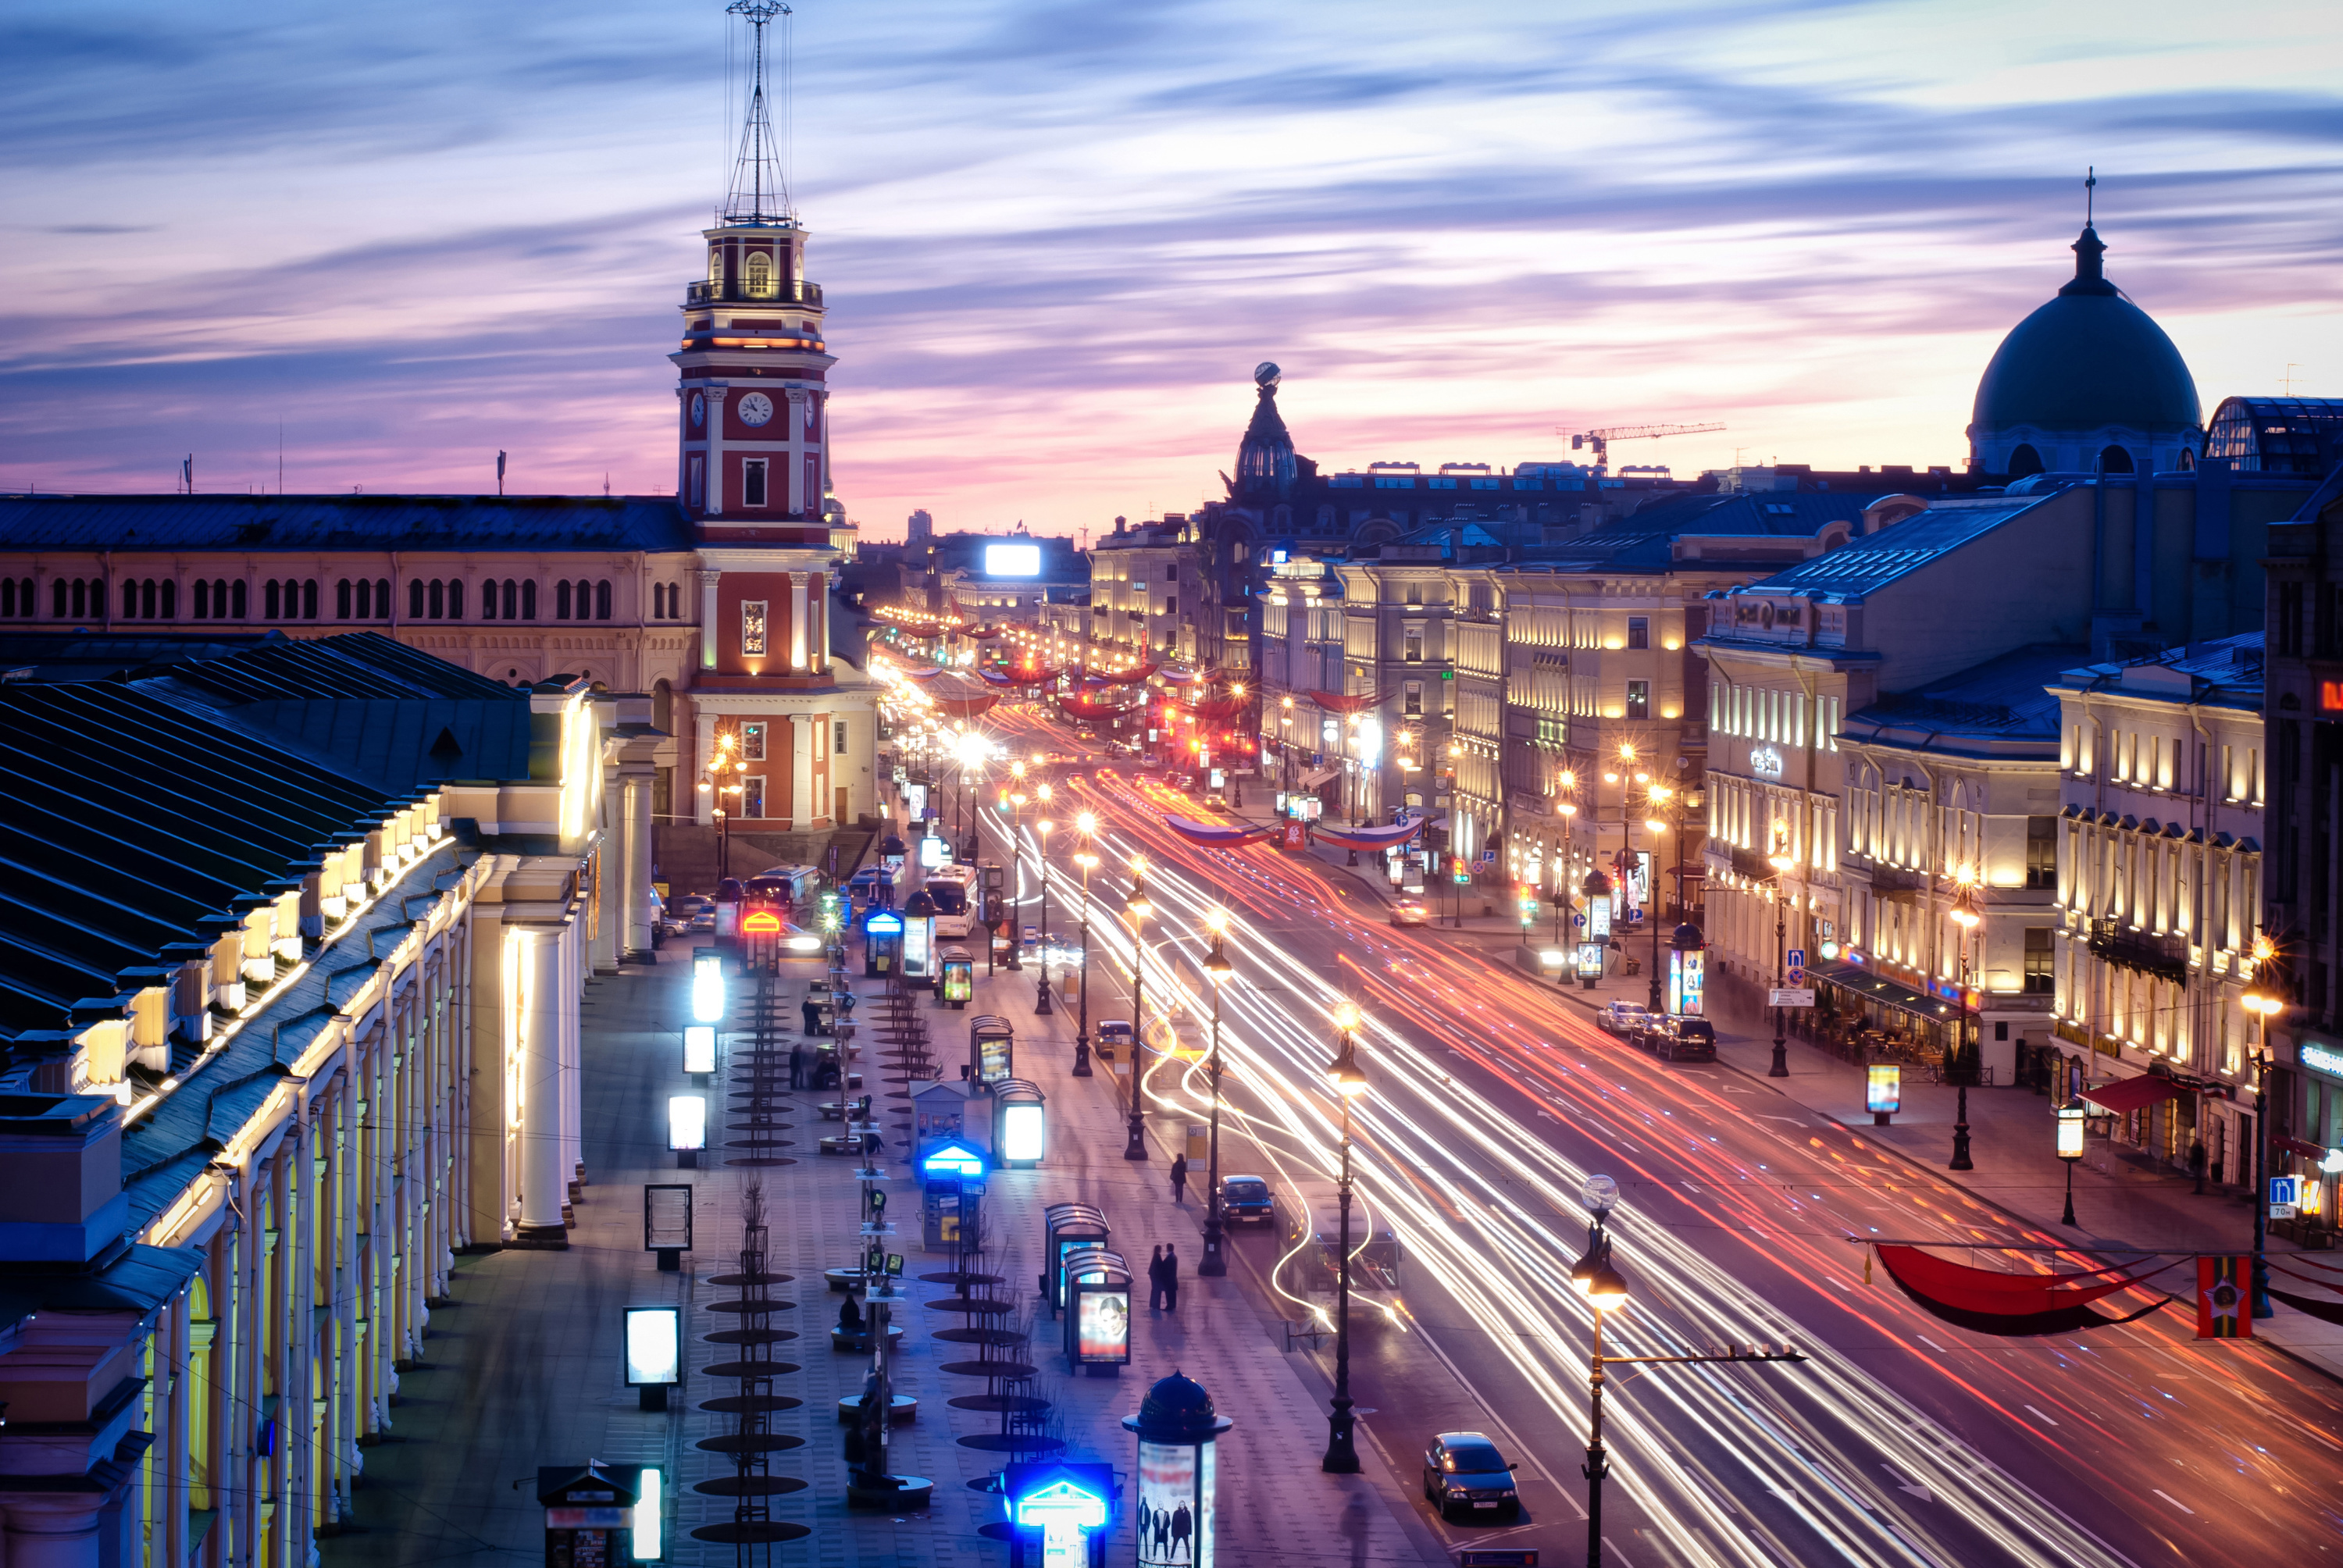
[1767,822,1796,1078]
[1321,1000,1369,1475]
[1072,815,1098,1077]
[1945,871,1982,1171]
[2243,935,2285,1318]
[1199,911,1235,1278]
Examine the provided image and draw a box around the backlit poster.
[904,916,932,977]
[1137,1439,1214,1568]
[1076,1288,1129,1363]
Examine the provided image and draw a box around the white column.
[793,713,815,832]
[623,768,654,957]
[591,823,622,975]
[517,928,567,1238]
[560,918,583,1211]
[694,708,717,825]
[698,568,722,673]
[789,572,808,670]
[2,1499,113,1568]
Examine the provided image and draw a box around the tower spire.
[2084,166,2095,225]
[724,0,793,225]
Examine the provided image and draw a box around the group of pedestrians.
[1148,1243,1182,1311]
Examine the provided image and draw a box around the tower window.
[688,455,705,508]
[708,248,723,290]
[2006,443,2044,478]
[2097,444,2135,474]
[744,251,774,298]
[744,459,769,508]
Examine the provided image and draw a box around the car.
[1421,1432,1520,1522]
[1596,1001,1648,1038]
[1654,1017,1717,1062]
[1219,1175,1275,1226]
[1389,899,1431,927]
[1093,1019,1134,1062]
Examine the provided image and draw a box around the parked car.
[1389,898,1431,927]
[1596,1001,1648,1038]
[1654,1017,1717,1062]
[1219,1175,1275,1226]
[1094,1019,1134,1062]
[1421,1432,1521,1522]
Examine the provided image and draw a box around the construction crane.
[1561,422,1727,466]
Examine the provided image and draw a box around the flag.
[2196,1256,2251,1338]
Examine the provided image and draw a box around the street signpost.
[1768,989,1817,1009]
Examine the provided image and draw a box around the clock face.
[738,391,775,428]
[690,392,705,428]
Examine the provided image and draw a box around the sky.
[3,0,2341,543]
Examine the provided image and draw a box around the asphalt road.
[933,700,2343,1568]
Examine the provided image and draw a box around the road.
[924,696,2343,1568]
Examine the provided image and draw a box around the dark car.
[1219,1175,1275,1226]
[1422,1432,1520,1521]
[1656,1017,1717,1062]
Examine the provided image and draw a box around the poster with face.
[1076,1288,1129,1363]
[1137,1439,1213,1568]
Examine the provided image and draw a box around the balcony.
[686,279,824,308]
[1866,862,1928,901]
[2085,919,2190,985]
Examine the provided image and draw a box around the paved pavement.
[324,940,1446,1567]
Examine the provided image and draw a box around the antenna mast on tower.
[724,0,793,225]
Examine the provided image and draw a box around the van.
[925,877,975,939]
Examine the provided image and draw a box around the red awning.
[1874,1245,2174,1335]
[2275,1135,2331,1161]
[1310,690,1379,715]
[2077,1075,2186,1115]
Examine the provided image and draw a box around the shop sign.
[2300,1040,2343,1078]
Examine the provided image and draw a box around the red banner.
[2196,1256,2252,1338]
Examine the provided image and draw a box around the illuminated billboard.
[985,543,1043,577]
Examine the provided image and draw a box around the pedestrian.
[2188,1137,2208,1196]
[788,1042,807,1091]
[802,997,823,1035]
[1169,1153,1189,1205]
[1161,1243,1180,1312]
[1147,1245,1167,1312]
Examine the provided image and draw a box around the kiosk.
[1040,1203,1111,1315]
[1001,1461,1115,1568]
[993,1078,1047,1168]
[919,1139,987,1251]
[970,1014,1016,1088]
[1122,1371,1232,1568]
[537,1461,659,1567]
[911,1078,982,1155]
[862,909,904,977]
[940,947,975,1007]
[1060,1245,1133,1375]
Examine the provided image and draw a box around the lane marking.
[2023,1405,2059,1427]
[2150,1489,2194,1516]
[1914,1335,1946,1353]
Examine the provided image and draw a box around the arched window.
[480,579,498,621]
[448,579,465,619]
[337,579,353,619]
[501,579,516,620]
[2177,447,2195,472]
[355,579,371,618]
[744,251,774,298]
[576,579,593,618]
[124,580,140,618]
[231,580,248,619]
[54,579,68,618]
[267,580,284,620]
[556,580,572,620]
[708,248,723,290]
[595,579,612,620]
[522,580,537,620]
[2006,443,2044,478]
[301,579,317,619]
[409,579,426,618]
[160,579,177,619]
[2097,444,2135,474]
[376,579,389,617]
[1,579,13,618]
[652,679,672,731]
[429,579,445,620]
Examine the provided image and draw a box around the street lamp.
[1034,816,1055,1015]
[2056,1099,2085,1226]
[2242,935,2285,1318]
[1945,871,1982,1171]
[1643,785,1674,1014]
[1007,789,1029,970]
[1199,911,1235,1278]
[1073,814,1098,1077]
[1321,1000,1368,1474]
[1123,858,1154,1162]
[1572,1172,1623,1566]
[1767,822,1796,1078]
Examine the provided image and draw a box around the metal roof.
[1519,491,1885,572]
[1736,498,2049,600]
[0,493,698,554]
[1842,643,2084,744]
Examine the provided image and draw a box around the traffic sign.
[1786,947,1806,971]
[1770,988,1817,1009]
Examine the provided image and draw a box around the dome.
[1233,366,1298,503]
[1971,226,2200,433]
[1132,1369,1224,1441]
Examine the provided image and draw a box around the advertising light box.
[683,1025,716,1074]
[985,543,1043,577]
[1077,1288,1130,1363]
[623,1307,681,1387]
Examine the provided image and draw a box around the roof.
[1734,497,2048,601]
[2049,630,2266,709]
[0,493,698,554]
[1971,226,2199,433]
[1519,491,1884,572]
[1842,643,2084,746]
[0,633,285,682]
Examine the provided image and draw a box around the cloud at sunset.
[3,0,2339,538]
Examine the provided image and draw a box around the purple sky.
[4,0,2340,541]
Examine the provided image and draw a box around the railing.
[2086,919,2189,984]
[685,279,824,307]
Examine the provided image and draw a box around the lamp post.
[1006,779,1027,971]
[1199,911,1234,1278]
[1321,1001,1368,1474]
[1034,812,1055,1015]
[1123,858,1153,1162]
[1643,785,1675,1014]
[1945,872,1981,1172]
[2243,935,2284,1318]
[2056,1098,2085,1226]
[1767,822,1796,1078]
[1073,817,1098,1077]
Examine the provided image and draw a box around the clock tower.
[674,0,866,843]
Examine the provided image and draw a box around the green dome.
[1971,226,2199,433]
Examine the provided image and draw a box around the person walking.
[788,1041,807,1091]
[802,996,824,1035]
[1147,1245,1167,1312]
[1161,1243,1181,1312]
[1169,1153,1189,1206]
